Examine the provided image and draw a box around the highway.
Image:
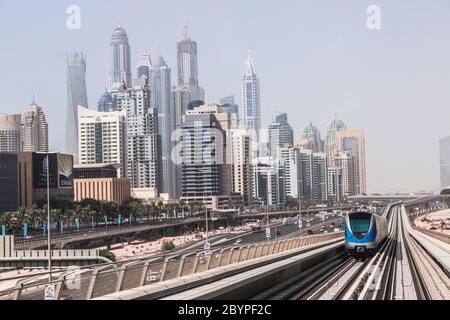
[13,205,356,250]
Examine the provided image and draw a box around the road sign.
[44,284,56,300]
[298,219,303,229]
[282,218,287,225]
[204,242,211,250]
[266,227,271,240]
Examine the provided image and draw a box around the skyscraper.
[21,102,48,152]
[115,82,161,191]
[268,113,294,159]
[299,149,313,200]
[136,53,152,80]
[312,152,328,201]
[65,51,88,164]
[230,128,252,206]
[242,53,261,157]
[180,106,239,209]
[336,130,366,195]
[251,157,285,208]
[109,25,132,90]
[280,147,302,200]
[173,86,191,129]
[327,167,342,202]
[302,120,324,153]
[97,90,116,112]
[335,151,355,197]
[177,27,204,101]
[0,113,21,152]
[439,136,450,188]
[325,115,347,167]
[149,55,175,198]
[219,96,240,129]
[78,106,127,178]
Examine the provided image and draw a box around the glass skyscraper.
[177,28,204,101]
[268,113,294,159]
[325,116,347,167]
[149,55,175,198]
[242,53,261,157]
[302,120,324,153]
[109,25,132,90]
[65,51,88,164]
[136,53,152,80]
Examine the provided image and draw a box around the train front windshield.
[348,212,372,238]
[350,220,370,233]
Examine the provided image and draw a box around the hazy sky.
[1,0,450,194]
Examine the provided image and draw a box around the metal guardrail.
[0,232,343,300]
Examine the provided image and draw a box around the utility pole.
[46,154,52,282]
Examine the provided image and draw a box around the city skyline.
[1,1,450,194]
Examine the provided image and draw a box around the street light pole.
[46,154,52,282]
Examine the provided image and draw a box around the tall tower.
[268,113,294,160]
[66,51,88,164]
[115,82,161,191]
[302,120,323,153]
[336,130,366,195]
[21,102,48,152]
[149,55,175,198]
[177,26,204,101]
[325,115,347,167]
[136,53,152,80]
[109,25,132,90]
[242,52,261,157]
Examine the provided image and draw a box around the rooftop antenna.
[183,21,189,39]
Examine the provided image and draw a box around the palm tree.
[156,201,164,220]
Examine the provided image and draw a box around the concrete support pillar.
[269,242,276,255]
[207,249,220,270]
[13,284,22,300]
[160,257,171,281]
[249,245,257,260]
[139,261,150,286]
[236,246,244,262]
[86,270,99,300]
[192,252,202,274]
[177,254,189,277]
[54,279,64,300]
[115,268,126,292]
[255,244,262,258]
[217,249,225,267]
[227,247,235,265]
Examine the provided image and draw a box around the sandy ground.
[414,209,450,235]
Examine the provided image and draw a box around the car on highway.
[306,223,311,227]
[276,230,281,236]
[307,230,313,235]
[235,239,242,245]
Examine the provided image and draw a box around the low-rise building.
[73,164,130,205]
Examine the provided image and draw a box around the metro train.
[344,211,388,256]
